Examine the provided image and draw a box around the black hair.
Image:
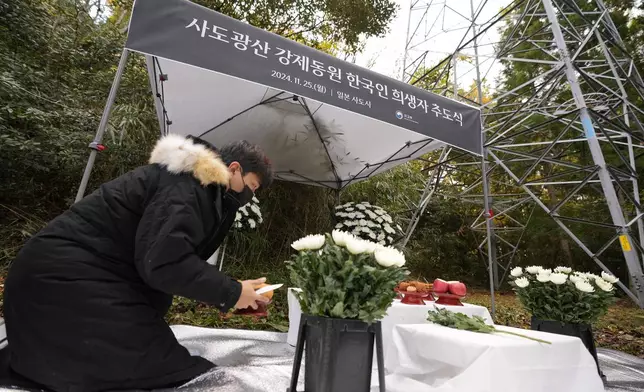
[218,140,274,189]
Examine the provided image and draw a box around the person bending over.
[2,134,272,391]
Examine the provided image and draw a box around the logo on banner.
[394,111,418,124]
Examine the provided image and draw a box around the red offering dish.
[232,301,270,318]
[433,292,465,306]
[395,288,433,305]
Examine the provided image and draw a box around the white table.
[380,299,492,363]
[286,288,493,350]
[384,323,605,392]
[287,288,303,346]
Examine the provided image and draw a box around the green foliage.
[110,0,398,55]
[285,234,408,323]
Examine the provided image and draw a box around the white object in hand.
[255,284,284,295]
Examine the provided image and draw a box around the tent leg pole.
[74,49,130,203]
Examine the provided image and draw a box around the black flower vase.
[287,314,386,392]
[530,317,606,382]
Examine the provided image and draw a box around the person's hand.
[234,277,270,310]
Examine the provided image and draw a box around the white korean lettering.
[453,112,463,126]
[231,32,250,50]
[416,99,428,113]
[250,40,270,58]
[392,89,405,105]
[441,108,453,121]
[431,103,442,117]
[311,60,325,77]
[208,25,229,43]
[375,83,388,99]
[328,66,342,83]
[360,77,374,94]
[405,93,418,109]
[347,73,360,90]
[186,19,209,38]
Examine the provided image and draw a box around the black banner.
[125,0,482,154]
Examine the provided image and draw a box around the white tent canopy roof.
[127,0,482,189]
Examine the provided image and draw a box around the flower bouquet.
[334,202,402,246]
[509,266,618,325]
[286,230,408,392]
[232,196,263,231]
[509,266,618,377]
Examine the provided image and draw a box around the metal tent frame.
[72,0,482,267]
[400,0,644,310]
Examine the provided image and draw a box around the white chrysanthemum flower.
[575,280,595,293]
[569,274,586,284]
[248,219,256,229]
[345,237,376,254]
[595,278,614,292]
[541,268,552,275]
[363,202,371,206]
[346,207,355,212]
[335,223,344,229]
[510,267,523,277]
[384,224,395,234]
[358,219,367,226]
[332,230,353,247]
[241,207,249,216]
[356,204,366,210]
[549,273,567,285]
[515,277,529,288]
[291,234,326,251]
[585,273,601,281]
[601,271,619,284]
[352,228,361,235]
[250,204,261,214]
[537,273,550,283]
[377,233,385,241]
[526,266,542,274]
[387,236,393,243]
[383,215,393,223]
[374,209,385,216]
[554,266,572,274]
[374,247,405,267]
[355,212,365,219]
[252,196,259,203]
[235,212,242,221]
[376,217,384,223]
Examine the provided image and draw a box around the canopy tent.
[75,0,481,199]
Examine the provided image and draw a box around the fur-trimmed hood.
[149,134,231,186]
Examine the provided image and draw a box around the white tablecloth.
[385,323,605,392]
[287,288,303,346]
[380,299,493,362]
[286,288,493,350]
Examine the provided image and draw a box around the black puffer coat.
[3,135,243,391]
